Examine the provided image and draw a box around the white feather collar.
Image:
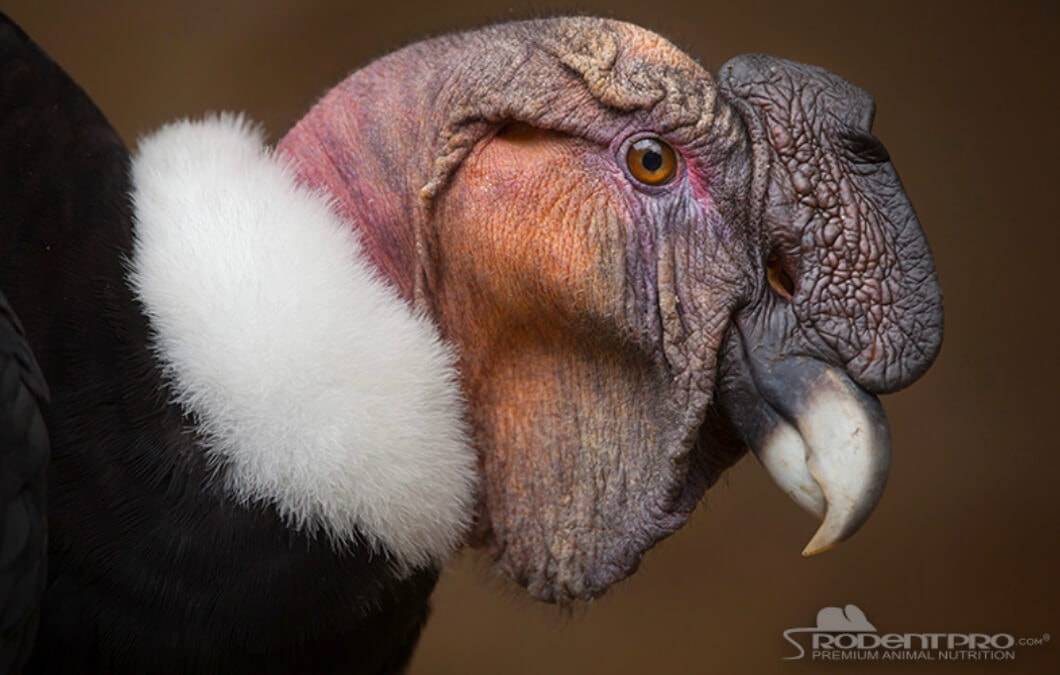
[127,115,476,570]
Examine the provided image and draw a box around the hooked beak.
[748,356,891,555]
[720,324,892,555]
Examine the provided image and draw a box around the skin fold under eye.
[625,136,677,186]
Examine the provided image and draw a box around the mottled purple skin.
[279,17,942,603]
[716,55,942,395]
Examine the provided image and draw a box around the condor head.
[275,17,943,602]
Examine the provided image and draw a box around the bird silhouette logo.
[782,604,877,660]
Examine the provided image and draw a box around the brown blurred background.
[5,1,1057,673]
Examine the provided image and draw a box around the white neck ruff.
[127,114,476,571]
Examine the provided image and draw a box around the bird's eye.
[625,137,677,186]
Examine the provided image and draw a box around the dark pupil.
[641,150,663,172]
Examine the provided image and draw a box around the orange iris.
[626,137,677,185]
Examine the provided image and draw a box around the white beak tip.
[801,531,844,557]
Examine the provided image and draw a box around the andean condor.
[0,13,942,674]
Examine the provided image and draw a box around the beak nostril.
[767,253,796,300]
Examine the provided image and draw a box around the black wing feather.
[0,291,49,674]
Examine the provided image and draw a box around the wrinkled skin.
[279,18,942,603]
[718,55,941,392]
